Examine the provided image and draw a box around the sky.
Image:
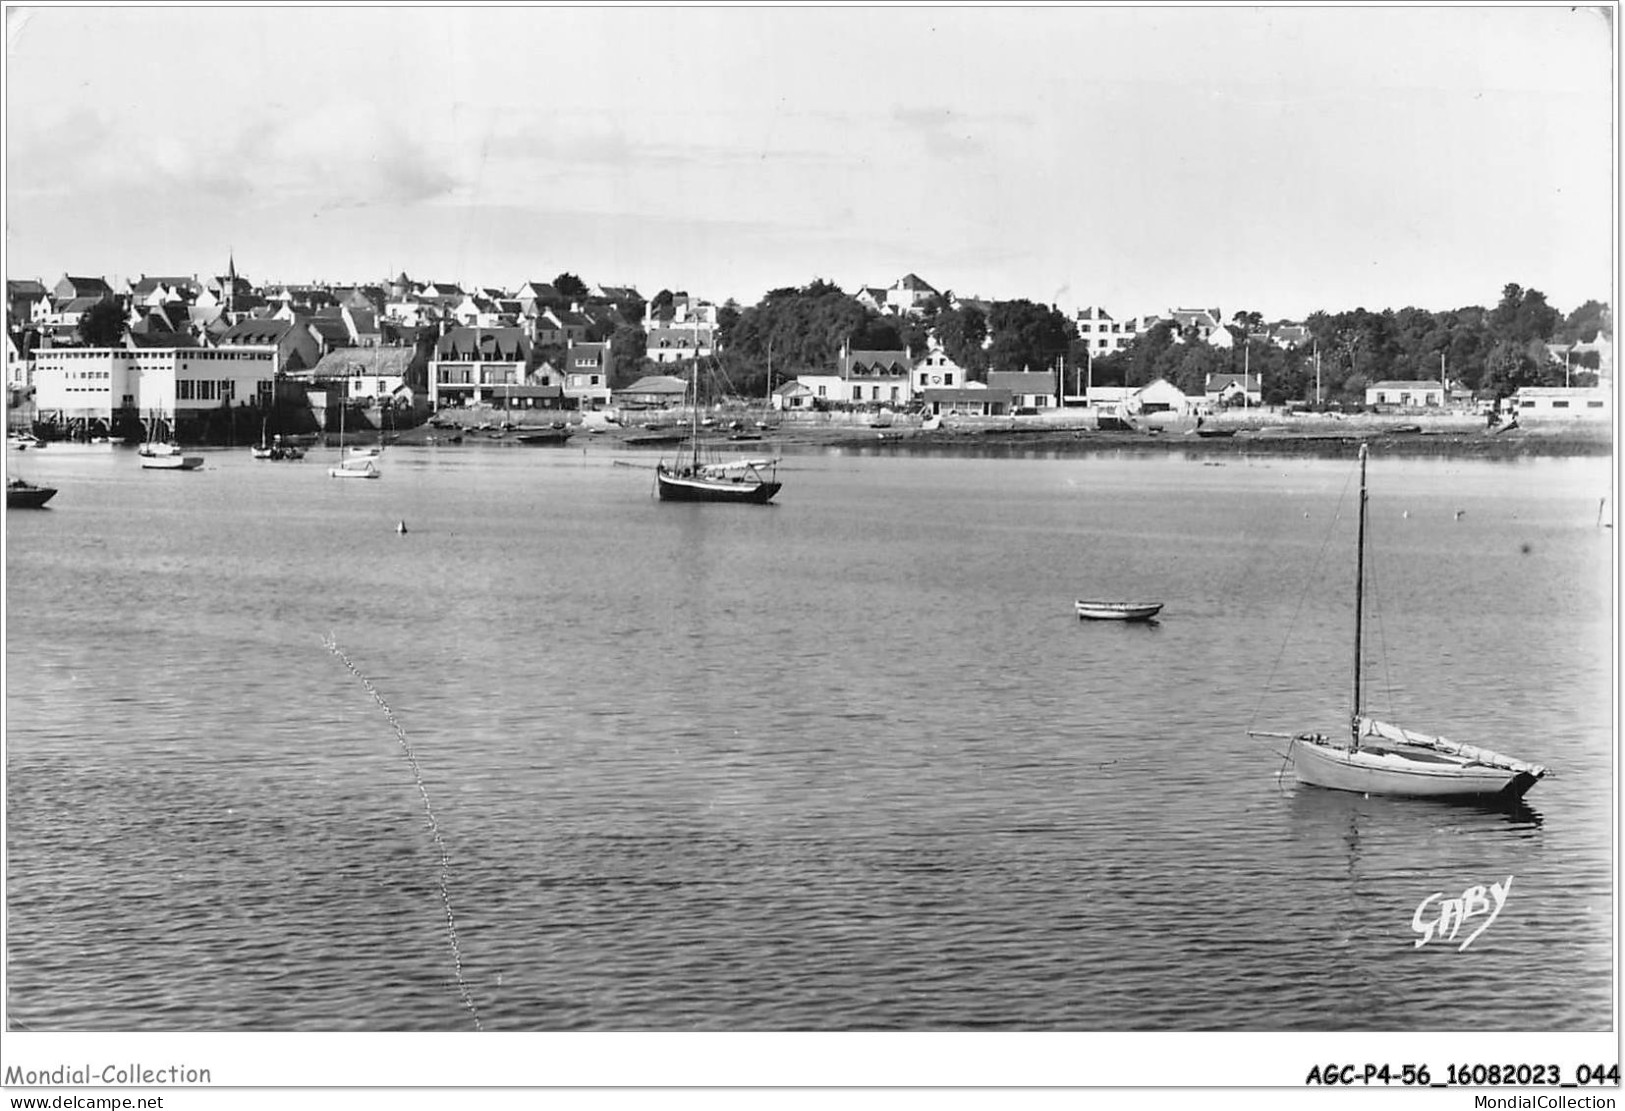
[3,4,1617,323]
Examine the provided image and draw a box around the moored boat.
[655,359,783,504]
[329,457,381,479]
[7,477,57,508]
[140,442,204,470]
[1075,600,1163,621]
[1250,444,1547,802]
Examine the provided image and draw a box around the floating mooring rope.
[324,633,483,1031]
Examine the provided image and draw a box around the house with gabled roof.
[1169,307,1233,347]
[988,370,1058,410]
[920,383,1012,417]
[563,339,613,408]
[1364,380,1442,410]
[543,305,593,345]
[1271,323,1311,349]
[219,316,322,373]
[646,325,714,364]
[838,341,913,406]
[1075,307,1143,355]
[517,280,561,308]
[1205,372,1263,407]
[614,374,689,408]
[53,274,114,306]
[427,326,532,410]
[343,306,382,348]
[7,279,50,325]
[855,286,889,314]
[913,337,968,394]
[885,273,939,316]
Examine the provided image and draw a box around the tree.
[985,299,1073,376]
[608,324,649,389]
[553,273,589,302]
[76,298,125,346]
[934,306,988,376]
[649,289,676,323]
[1488,283,1560,345]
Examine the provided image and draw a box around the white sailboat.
[1252,445,1547,802]
[329,395,380,479]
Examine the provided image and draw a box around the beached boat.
[8,432,44,451]
[656,360,782,504]
[1075,600,1163,621]
[516,429,574,446]
[7,477,57,508]
[1250,445,1547,801]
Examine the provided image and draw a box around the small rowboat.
[1075,600,1163,622]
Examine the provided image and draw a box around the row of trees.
[687,280,1608,406]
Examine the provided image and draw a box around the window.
[1551,400,1569,409]
[1587,400,1604,409]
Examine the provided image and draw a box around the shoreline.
[393,410,1616,460]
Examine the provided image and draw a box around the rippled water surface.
[5,441,1614,1031]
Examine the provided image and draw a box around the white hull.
[1289,719,1545,800]
[1075,600,1162,621]
[140,453,203,471]
[329,460,380,479]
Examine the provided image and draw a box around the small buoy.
[1454,510,1465,520]
[396,520,408,535]
[1402,510,1409,519]
[1303,511,1310,518]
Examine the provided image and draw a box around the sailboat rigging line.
[1245,461,1364,736]
[323,634,484,1032]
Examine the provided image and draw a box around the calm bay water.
[4,439,1614,1032]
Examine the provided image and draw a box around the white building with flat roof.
[32,346,278,421]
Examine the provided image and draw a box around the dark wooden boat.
[7,477,57,508]
[627,432,688,447]
[516,430,574,446]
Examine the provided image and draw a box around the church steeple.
[225,250,238,314]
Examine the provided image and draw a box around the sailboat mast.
[1351,443,1369,745]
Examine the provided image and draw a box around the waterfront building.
[837,341,912,406]
[563,339,612,409]
[428,326,531,409]
[987,370,1058,410]
[919,384,1013,417]
[31,345,278,429]
[1509,385,1612,420]
[616,374,689,408]
[913,339,968,393]
[1208,372,1264,407]
[1364,380,1444,409]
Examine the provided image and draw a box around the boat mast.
[1351,443,1369,746]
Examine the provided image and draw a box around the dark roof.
[436,326,530,361]
[8,280,48,298]
[221,318,293,345]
